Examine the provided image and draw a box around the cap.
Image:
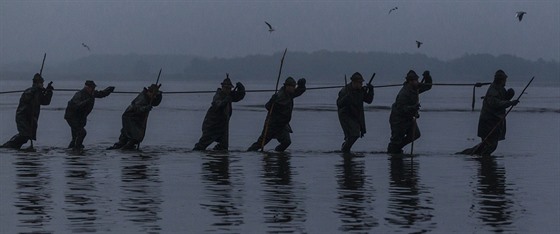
[284,77,296,86]
[350,72,364,82]
[147,84,159,92]
[221,78,233,87]
[85,80,97,88]
[494,69,508,80]
[32,73,44,83]
[406,70,419,80]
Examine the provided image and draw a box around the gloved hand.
[105,86,115,93]
[422,70,431,83]
[46,81,54,90]
[366,83,374,90]
[236,82,242,87]
[510,100,519,106]
[506,88,515,100]
[297,78,306,86]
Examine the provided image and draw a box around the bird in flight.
[388,7,398,15]
[415,40,423,48]
[265,21,275,33]
[81,43,90,51]
[516,11,527,22]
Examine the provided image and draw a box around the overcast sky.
[1,0,559,64]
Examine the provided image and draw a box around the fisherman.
[107,84,163,150]
[337,72,374,152]
[247,77,306,152]
[459,70,518,156]
[387,70,433,154]
[193,77,245,151]
[64,80,114,151]
[1,73,53,149]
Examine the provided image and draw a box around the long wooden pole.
[261,48,287,151]
[137,68,162,150]
[29,53,47,150]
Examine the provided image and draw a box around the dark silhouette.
[247,77,306,152]
[64,80,114,151]
[1,74,53,149]
[337,72,374,152]
[193,77,245,151]
[387,70,432,154]
[108,84,163,150]
[459,70,518,156]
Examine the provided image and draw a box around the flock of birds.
[79,8,528,52]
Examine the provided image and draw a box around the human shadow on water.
[335,153,378,232]
[469,156,517,232]
[64,155,100,233]
[385,156,436,232]
[119,153,163,233]
[13,153,54,233]
[261,153,307,233]
[200,153,244,232]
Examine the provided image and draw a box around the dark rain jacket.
[389,77,433,126]
[201,84,246,136]
[15,85,53,139]
[337,84,374,137]
[121,89,163,142]
[477,83,514,141]
[265,84,306,133]
[64,88,112,127]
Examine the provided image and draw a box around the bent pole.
[471,76,535,155]
[30,53,47,150]
[40,53,46,75]
[138,68,163,150]
[261,48,287,151]
[368,73,376,85]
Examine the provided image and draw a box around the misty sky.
[1,0,559,64]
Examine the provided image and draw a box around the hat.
[350,72,364,82]
[494,69,508,80]
[85,80,97,88]
[284,77,296,86]
[147,84,159,92]
[221,78,233,87]
[406,70,419,80]
[32,73,44,83]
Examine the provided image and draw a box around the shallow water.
[1,80,559,233]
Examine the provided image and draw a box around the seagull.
[388,7,398,15]
[81,43,90,51]
[265,21,275,33]
[415,40,423,48]
[516,11,526,22]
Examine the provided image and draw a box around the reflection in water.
[200,153,244,232]
[261,154,307,233]
[385,157,436,232]
[335,155,377,232]
[64,155,99,233]
[14,154,54,233]
[120,154,162,233]
[471,156,516,232]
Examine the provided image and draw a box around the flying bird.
[415,40,423,48]
[388,7,398,15]
[81,43,90,51]
[265,21,275,33]
[516,11,526,22]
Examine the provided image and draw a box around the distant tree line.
[1,51,558,83]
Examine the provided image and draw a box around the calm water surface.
[1,80,559,233]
